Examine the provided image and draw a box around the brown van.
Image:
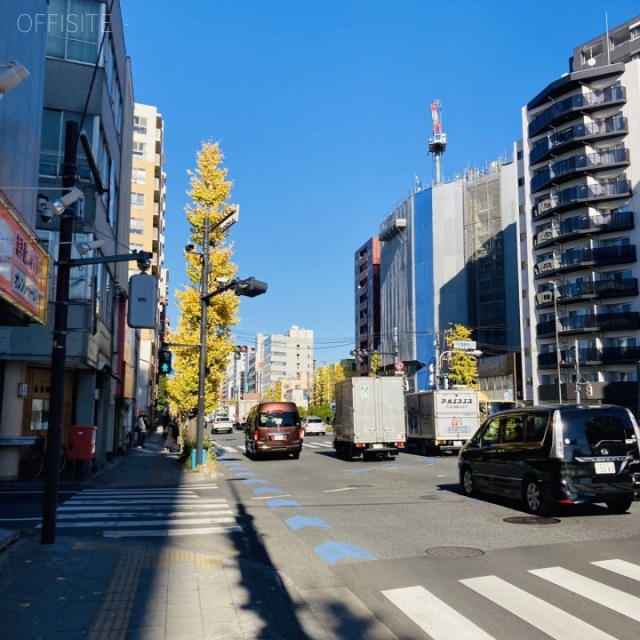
[244,402,303,459]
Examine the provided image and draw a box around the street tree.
[445,323,479,389]
[166,142,239,417]
[369,352,382,377]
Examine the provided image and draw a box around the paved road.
[207,430,640,639]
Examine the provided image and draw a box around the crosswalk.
[212,438,334,454]
[40,486,242,538]
[382,558,640,640]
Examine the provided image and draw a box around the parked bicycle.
[26,436,67,478]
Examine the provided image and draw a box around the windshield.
[259,412,297,427]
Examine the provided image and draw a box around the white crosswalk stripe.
[383,558,640,640]
[211,439,335,454]
[38,486,241,538]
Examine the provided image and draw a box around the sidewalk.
[0,431,329,640]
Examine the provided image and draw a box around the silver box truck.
[333,377,406,461]
[405,390,480,455]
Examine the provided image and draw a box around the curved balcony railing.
[532,179,632,219]
[534,210,634,247]
[531,148,630,192]
[529,116,628,165]
[537,345,640,368]
[537,311,640,337]
[560,244,636,270]
[528,86,626,137]
[559,277,638,301]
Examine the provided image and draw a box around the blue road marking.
[266,498,301,508]
[253,487,283,495]
[342,468,372,474]
[315,541,376,565]
[286,515,331,531]
[242,478,268,485]
[234,471,257,477]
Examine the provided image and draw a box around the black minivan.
[458,404,640,514]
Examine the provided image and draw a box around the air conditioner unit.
[539,199,554,212]
[536,291,553,304]
[536,260,554,274]
[540,229,554,241]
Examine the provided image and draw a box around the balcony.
[530,148,630,192]
[532,179,632,220]
[538,344,640,368]
[535,291,554,307]
[528,86,626,137]
[559,311,640,335]
[529,116,628,164]
[558,245,636,273]
[534,258,560,277]
[558,277,638,302]
[535,210,633,248]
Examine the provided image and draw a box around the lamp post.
[548,280,562,403]
[41,121,79,545]
[195,216,211,469]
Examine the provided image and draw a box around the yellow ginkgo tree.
[167,142,239,418]
[444,323,480,389]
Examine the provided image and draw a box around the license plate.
[371,443,383,449]
[595,462,615,474]
[272,434,286,441]
[453,441,462,447]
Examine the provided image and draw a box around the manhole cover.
[425,546,485,559]
[503,516,560,525]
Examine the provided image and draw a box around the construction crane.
[428,100,447,184]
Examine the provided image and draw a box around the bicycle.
[26,437,67,478]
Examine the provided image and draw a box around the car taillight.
[298,427,304,440]
[254,430,259,442]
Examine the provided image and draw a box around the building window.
[132,141,146,156]
[134,116,148,134]
[40,110,96,180]
[518,177,525,187]
[132,167,146,184]
[46,0,104,64]
[131,193,145,209]
[130,217,145,235]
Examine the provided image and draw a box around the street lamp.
[548,280,562,403]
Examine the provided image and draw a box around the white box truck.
[333,377,406,461]
[405,390,480,455]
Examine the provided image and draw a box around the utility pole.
[41,121,77,545]
[196,216,210,468]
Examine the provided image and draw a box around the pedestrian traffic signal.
[159,349,172,375]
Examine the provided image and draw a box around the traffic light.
[233,277,268,298]
[233,345,249,360]
[158,349,172,375]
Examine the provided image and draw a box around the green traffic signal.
[158,349,172,375]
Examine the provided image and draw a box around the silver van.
[459,404,640,515]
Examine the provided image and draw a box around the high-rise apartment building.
[521,14,640,409]
[130,103,166,417]
[354,237,380,375]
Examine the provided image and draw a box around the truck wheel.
[420,441,429,457]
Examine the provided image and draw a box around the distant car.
[212,415,233,434]
[302,415,325,436]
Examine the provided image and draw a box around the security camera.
[39,207,53,224]
[184,244,195,253]
[0,61,29,94]
[48,186,84,216]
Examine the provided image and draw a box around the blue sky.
[121,1,639,363]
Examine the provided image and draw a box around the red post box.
[67,426,97,460]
